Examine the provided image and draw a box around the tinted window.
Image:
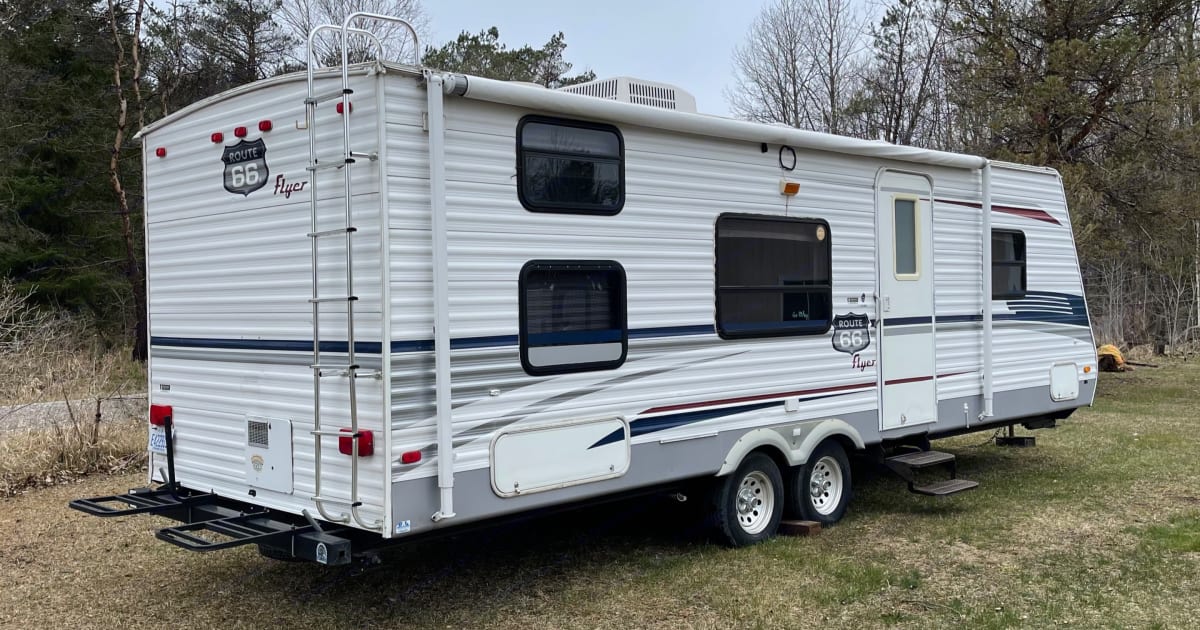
[520,261,627,375]
[716,215,832,338]
[992,230,1026,299]
[518,118,624,214]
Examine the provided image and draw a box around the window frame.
[892,194,921,281]
[991,228,1027,300]
[516,115,625,216]
[518,259,628,376]
[714,213,834,340]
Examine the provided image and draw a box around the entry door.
[876,171,937,431]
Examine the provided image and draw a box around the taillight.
[401,450,421,464]
[149,404,173,426]
[338,429,374,457]
[336,101,352,114]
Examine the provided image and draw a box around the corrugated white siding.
[143,71,389,525]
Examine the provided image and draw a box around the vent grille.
[629,82,676,109]
[555,77,696,113]
[247,420,270,448]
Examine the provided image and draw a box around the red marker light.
[234,126,247,138]
[211,132,224,143]
[336,101,352,114]
[338,429,374,457]
[149,404,173,426]
[401,450,421,464]
[154,147,167,158]
[258,120,272,132]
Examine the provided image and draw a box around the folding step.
[885,450,955,469]
[911,478,980,497]
[69,487,216,518]
[155,512,313,553]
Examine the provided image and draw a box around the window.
[519,260,627,375]
[517,116,624,215]
[893,197,919,278]
[992,230,1026,299]
[716,215,832,338]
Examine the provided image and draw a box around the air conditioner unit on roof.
[556,76,697,113]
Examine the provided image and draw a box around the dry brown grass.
[0,280,146,496]
[1,361,1198,629]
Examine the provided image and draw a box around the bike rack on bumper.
[68,415,356,565]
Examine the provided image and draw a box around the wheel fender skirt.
[715,419,865,477]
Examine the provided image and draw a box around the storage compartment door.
[491,417,630,497]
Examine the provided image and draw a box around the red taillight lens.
[258,120,272,132]
[154,147,167,158]
[149,404,173,426]
[234,126,247,138]
[401,450,421,464]
[336,101,351,114]
[211,132,224,143]
[338,429,374,457]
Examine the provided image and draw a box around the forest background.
[3,0,1197,361]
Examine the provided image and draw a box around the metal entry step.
[69,487,216,518]
[912,478,980,496]
[881,448,979,497]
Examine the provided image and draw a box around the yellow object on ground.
[1097,344,1127,372]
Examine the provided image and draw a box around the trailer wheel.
[790,439,852,525]
[710,452,784,547]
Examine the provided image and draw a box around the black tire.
[789,439,852,525]
[709,452,785,547]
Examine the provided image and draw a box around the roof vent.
[556,77,697,113]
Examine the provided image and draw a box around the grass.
[2,361,1200,628]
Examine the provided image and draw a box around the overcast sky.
[422,0,771,116]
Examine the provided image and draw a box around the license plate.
[149,426,167,455]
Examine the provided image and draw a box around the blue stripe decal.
[590,401,780,448]
[150,336,384,354]
[527,329,624,346]
[629,324,715,339]
[588,390,862,449]
[883,316,933,326]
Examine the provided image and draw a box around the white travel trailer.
[72,17,1097,562]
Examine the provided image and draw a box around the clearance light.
[234,126,248,138]
[149,404,173,427]
[401,450,422,464]
[338,429,374,457]
[211,132,224,143]
[155,147,167,158]
[336,101,352,114]
[779,180,800,196]
[1084,365,1092,374]
[258,120,273,132]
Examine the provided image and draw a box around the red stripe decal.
[641,381,876,416]
[936,198,1061,226]
[885,370,972,387]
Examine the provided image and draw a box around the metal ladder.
[303,15,419,532]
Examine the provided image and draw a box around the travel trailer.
[71,15,1097,564]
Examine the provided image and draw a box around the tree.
[845,0,952,147]
[421,27,595,88]
[729,0,867,134]
[192,0,295,87]
[277,0,427,67]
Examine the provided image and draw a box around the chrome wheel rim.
[808,455,844,516]
[735,470,775,534]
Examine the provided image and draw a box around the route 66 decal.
[831,312,870,354]
[222,138,269,196]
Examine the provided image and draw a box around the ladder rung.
[309,296,358,303]
[311,364,359,371]
[306,158,355,172]
[311,429,356,437]
[349,151,377,161]
[307,227,357,238]
[305,88,354,104]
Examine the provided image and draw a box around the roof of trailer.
[140,61,990,171]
